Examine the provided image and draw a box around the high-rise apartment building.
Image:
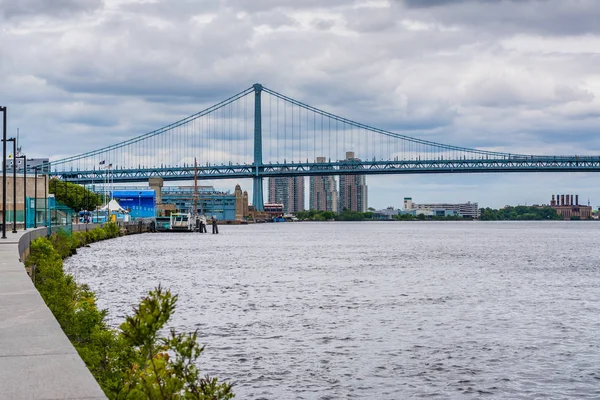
[268,176,305,214]
[339,151,368,212]
[309,157,338,212]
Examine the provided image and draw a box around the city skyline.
[2,1,600,208]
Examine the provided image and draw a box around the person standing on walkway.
[211,216,219,234]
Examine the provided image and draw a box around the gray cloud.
[400,0,600,36]
[2,0,600,207]
[0,0,103,19]
[401,0,474,8]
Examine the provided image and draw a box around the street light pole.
[1,106,6,239]
[9,138,17,233]
[44,173,48,227]
[34,166,38,228]
[17,155,26,230]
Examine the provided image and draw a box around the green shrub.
[25,224,234,399]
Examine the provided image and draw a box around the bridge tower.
[253,83,264,211]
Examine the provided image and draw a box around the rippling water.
[64,221,600,399]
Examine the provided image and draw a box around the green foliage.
[119,287,234,399]
[392,213,467,221]
[25,224,234,399]
[294,209,372,221]
[479,206,562,221]
[49,178,102,212]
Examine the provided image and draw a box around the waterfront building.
[339,151,368,212]
[548,194,592,220]
[400,208,456,217]
[309,157,338,212]
[161,186,239,221]
[264,203,284,218]
[268,176,305,214]
[110,189,156,219]
[0,173,48,228]
[108,185,243,221]
[404,198,480,219]
[373,207,399,220]
[7,157,50,173]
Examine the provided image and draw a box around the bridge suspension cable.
[48,83,600,187]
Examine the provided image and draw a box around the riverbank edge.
[22,224,235,399]
[20,223,148,398]
[0,225,108,400]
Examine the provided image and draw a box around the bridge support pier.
[252,176,263,213]
[253,83,264,211]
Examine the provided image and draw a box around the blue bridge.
[50,84,600,211]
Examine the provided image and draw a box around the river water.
[64,221,600,399]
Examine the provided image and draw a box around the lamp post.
[1,106,6,239]
[17,155,26,230]
[44,173,48,227]
[34,166,38,228]
[3,137,16,233]
[9,138,16,233]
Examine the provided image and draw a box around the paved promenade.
[0,229,106,399]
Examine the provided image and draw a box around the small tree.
[49,178,102,211]
[118,286,235,399]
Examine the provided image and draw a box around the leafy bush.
[479,206,562,221]
[25,224,234,399]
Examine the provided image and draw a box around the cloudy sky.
[1,0,600,209]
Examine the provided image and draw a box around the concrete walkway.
[0,229,106,400]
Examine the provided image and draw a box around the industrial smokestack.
[561,194,565,206]
[571,195,574,206]
[551,194,555,206]
[576,195,579,205]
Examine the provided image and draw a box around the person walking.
[211,216,219,234]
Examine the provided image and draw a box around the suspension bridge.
[50,83,600,211]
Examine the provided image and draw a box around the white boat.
[170,213,193,231]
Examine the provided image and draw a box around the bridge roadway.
[0,228,106,400]
[57,156,600,184]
